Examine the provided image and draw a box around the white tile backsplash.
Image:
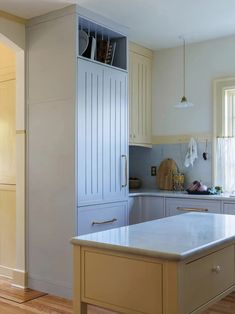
[129,142,212,189]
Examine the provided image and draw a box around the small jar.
[173,173,185,191]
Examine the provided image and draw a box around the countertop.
[129,188,235,201]
[71,212,235,261]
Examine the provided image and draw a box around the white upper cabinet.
[129,42,153,147]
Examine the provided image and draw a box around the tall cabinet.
[77,19,128,235]
[27,5,128,298]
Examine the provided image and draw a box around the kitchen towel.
[184,137,198,167]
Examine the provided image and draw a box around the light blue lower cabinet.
[77,201,128,235]
[165,198,222,216]
[223,203,235,215]
[128,195,224,225]
[129,196,165,225]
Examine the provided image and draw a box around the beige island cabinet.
[71,213,235,314]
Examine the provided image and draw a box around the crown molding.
[0,10,27,24]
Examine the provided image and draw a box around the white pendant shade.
[174,38,194,109]
[174,96,194,108]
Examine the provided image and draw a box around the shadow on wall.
[129,142,212,189]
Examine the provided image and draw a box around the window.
[213,78,235,193]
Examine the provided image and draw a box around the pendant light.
[174,37,194,108]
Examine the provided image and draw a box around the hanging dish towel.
[184,137,198,167]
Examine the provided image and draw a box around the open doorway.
[0,42,17,279]
[0,33,26,288]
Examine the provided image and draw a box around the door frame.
[0,26,26,287]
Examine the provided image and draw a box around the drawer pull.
[92,218,117,226]
[212,265,221,274]
[177,207,208,212]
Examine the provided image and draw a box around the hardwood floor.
[0,277,72,313]
[0,277,46,303]
[0,276,234,313]
[0,294,72,313]
[202,292,235,314]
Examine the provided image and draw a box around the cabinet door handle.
[92,218,117,226]
[177,207,208,212]
[121,154,128,188]
[212,265,221,274]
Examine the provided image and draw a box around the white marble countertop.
[71,213,235,261]
[129,188,235,201]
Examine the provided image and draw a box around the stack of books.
[96,40,116,65]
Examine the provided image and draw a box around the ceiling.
[1,0,235,49]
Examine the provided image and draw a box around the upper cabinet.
[78,17,127,71]
[129,42,153,147]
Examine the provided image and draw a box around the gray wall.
[129,141,212,189]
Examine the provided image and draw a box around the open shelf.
[78,16,127,70]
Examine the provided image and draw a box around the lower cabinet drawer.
[165,198,221,216]
[182,245,234,313]
[77,202,128,235]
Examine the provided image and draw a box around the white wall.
[152,35,235,136]
[0,17,25,50]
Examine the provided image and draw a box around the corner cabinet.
[129,196,164,225]
[129,42,153,147]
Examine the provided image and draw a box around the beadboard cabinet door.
[103,68,128,202]
[129,43,152,147]
[77,59,104,205]
[77,59,128,206]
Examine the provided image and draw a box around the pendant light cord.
[183,38,186,97]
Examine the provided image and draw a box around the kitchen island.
[71,213,235,314]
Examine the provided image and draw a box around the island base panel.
[82,249,163,313]
[73,246,181,314]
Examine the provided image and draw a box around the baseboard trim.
[12,269,28,288]
[28,276,72,299]
[0,265,14,279]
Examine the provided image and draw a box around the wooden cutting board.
[157,158,178,190]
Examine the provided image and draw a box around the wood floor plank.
[0,277,46,303]
[0,296,72,314]
[25,295,72,313]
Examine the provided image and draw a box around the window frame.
[213,77,235,185]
